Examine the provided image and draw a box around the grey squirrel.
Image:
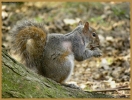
[11,20,102,84]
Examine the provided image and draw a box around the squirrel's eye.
[92,32,96,37]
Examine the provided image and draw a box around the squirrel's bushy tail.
[11,20,47,69]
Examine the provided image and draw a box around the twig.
[88,88,130,92]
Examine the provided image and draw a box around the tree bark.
[2,46,113,98]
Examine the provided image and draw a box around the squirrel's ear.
[83,22,89,33]
[78,21,83,26]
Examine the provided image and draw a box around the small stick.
[87,88,130,92]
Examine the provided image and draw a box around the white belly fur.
[64,54,74,82]
[62,41,74,82]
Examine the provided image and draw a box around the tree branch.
[2,46,113,98]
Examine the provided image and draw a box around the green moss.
[2,48,113,98]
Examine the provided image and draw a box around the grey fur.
[11,20,102,83]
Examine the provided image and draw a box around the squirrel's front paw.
[93,48,102,57]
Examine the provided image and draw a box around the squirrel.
[11,19,102,85]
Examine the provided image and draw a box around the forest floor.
[2,2,130,98]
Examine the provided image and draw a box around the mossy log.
[2,47,113,98]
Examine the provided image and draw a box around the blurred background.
[2,2,130,98]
